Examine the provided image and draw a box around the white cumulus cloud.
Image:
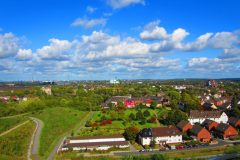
[106,0,145,9]
[72,17,106,29]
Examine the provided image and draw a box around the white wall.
[189,112,228,125]
[140,135,182,146]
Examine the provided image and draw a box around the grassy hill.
[31,107,87,158]
[0,116,28,134]
[0,121,35,160]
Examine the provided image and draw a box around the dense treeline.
[0,80,240,117]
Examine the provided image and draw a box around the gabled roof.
[215,123,231,133]
[189,110,223,119]
[228,117,240,126]
[190,125,205,135]
[202,119,217,128]
[139,128,152,137]
[152,126,182,137]
[177,120,190,130]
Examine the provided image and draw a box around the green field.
[0,116,29,134]
[32,107,87,158]
[0,121,35,160]
[77,108,163,136]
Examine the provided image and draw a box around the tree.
[136,110,144,120]
[150,101,157,109]
[123,127,140,141]
[160,109,187,125]
[129,113,136,120]
[231,95,240,117]
[143,110,150,117]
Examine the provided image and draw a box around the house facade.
[215,123,238,139]
[228,117,240,128]
[139,127,182,146]
[189,125,211,142]
[202,119,219,131]
[177,120,193,132]
[188,110,228,125]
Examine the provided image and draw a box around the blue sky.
[0,0,240,81]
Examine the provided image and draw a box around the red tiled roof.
[152,126,182,137]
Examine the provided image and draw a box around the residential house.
[202,102,217,110]
[202,119,219,131]
[228,117,240,128]
[62,135,129,151]
[189,125,211,142]
[41,86,52,95]
[138,126,182,146]
[219,102,232,111]
[188,110,228,125]
[214,123,238,139]
[177,120,193,132]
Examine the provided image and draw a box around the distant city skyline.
[0,0,240,81]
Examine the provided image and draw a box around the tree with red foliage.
[100,120,112,126]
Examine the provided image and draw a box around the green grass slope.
[0,121,35,160]
[0,116,28,134]
[32,107,87,158]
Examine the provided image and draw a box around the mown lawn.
[0,116,28,134]
[32,107,87,158]
[0,121,35,160]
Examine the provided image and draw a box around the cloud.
[187,57,233,72]
[106,0,145,9]
[16,49,33,60]
[0,32,20,58]
[36,38,72,60]
[218,47,240,62]
[86,6,97,14]
[72,17,106,28]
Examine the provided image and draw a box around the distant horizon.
[0,0,239,80]
[1,77,240,83]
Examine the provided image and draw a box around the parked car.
[176,145,184,150]
[139,149,146,152]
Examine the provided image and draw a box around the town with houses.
[0,79,240,160]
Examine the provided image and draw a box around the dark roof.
[177,120,190,130]
[219,102,231,110]
[202,103,215,110]
[202,119,217,128]
[228,117,240,126]
[190,125,204,135]
[189,110,222,119]
[63,141,129,148]
[139,128,152,137]
[215,123,230,133]
[152,126,182,137]
[68,135,124,140]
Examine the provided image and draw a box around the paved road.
[28,117,44,160]
[0,120,29,136]
[47,111,94,160]
[113,140,231,157]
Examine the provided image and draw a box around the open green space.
[0,121,35,160]
[77,108,167,136]
[31,107,87,158]
[0,116,28,134]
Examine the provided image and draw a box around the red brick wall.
[198,128,211,142]
[183,123,193,132]
[208,122,219,131]
[224,126,238,139]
